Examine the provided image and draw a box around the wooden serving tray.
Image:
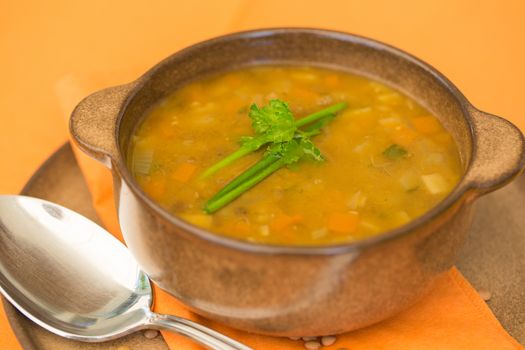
[3,143,524,349]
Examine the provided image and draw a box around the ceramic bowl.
[70,28,525,336]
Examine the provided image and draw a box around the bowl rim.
[114,27,476,255]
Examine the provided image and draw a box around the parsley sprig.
[199,100,348,179]
[201,99,348,213]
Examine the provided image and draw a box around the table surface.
[1,0,525,347]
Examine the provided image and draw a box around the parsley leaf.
[199,99,347,179]
[204,132,324,213]
[248,100,296,141]
[383,144,408,160]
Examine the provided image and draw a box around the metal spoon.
[0,195,251,350]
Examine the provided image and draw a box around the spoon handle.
[147,312,253,350]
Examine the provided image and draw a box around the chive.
[202,102,347,213]
[204,158,285,214]
[208,154,280,202]
[295,102,347,127]
[199,146,255,179]
[199,102,348,179]
[301,114,336,136]
[383,144,408,160]
[203,115,336,213]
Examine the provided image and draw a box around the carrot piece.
[141,178,166,199]
[324,74,341,88]
[327,212,359,233]
[172,163,197,182]
[391,126,418,147]
[270,214,304,232]
[411,116,442,134]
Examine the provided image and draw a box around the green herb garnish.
[383,144,408,160]
[201,99,348,213]
[199,100,347,179]
[204,129,325,214]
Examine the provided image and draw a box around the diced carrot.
[141,178,166,199]
[172,163,197,182]
[324,74,341,88]
[411,116,442,134]
[327,212,359,233]
[390,126,418,147]
[270,214,304,232]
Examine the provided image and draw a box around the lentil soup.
[128,65,462,245]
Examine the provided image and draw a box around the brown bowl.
[70,28,525,336]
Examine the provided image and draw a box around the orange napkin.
[1,1,525,349]
[67,147,523,350]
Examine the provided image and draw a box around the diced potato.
[360,220,380,234]
[347,191,367,210]
[379,117,402,129]
[424,153,445,166]
[179,214,213,229]
[259,225,270,236]
[352,140,371,154]
[421,173,449,194]
[311,228,328,239]
[399,172,419,191]
[392,211,411,226]
[377,92,402,105]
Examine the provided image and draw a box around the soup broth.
[128,66,462,245]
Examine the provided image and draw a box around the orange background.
[1,0,524,348]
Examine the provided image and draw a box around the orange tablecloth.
[1,1,524,349]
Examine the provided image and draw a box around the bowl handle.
[464,108,525,195]
[69,83,136,168]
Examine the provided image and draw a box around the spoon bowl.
[0,195,250,350]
